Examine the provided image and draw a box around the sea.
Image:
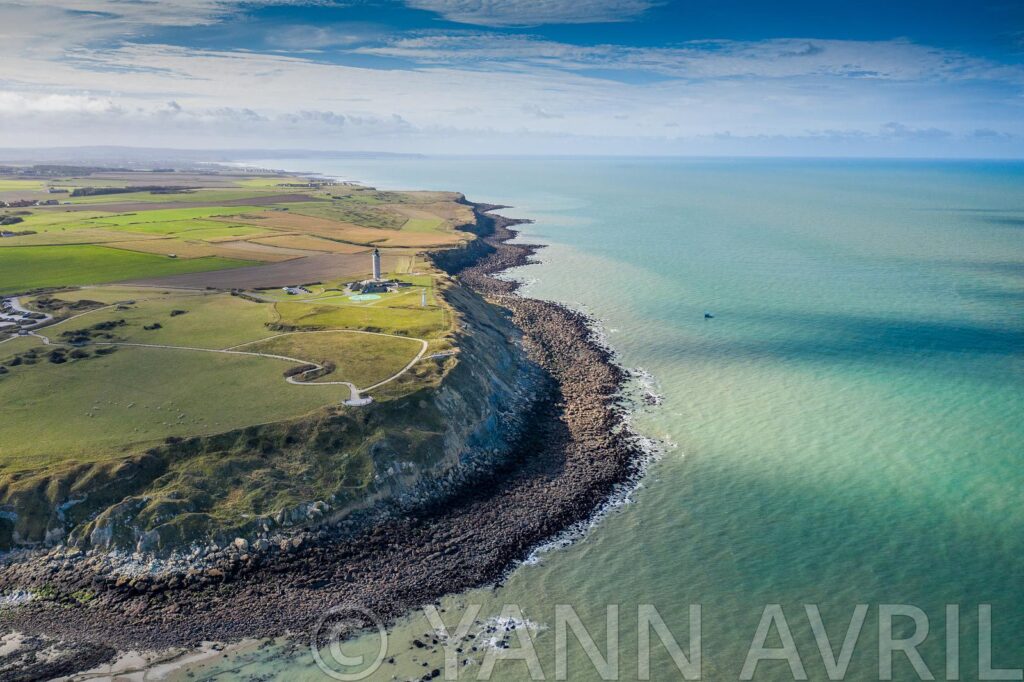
[173,158,1024,681]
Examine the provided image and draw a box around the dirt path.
[227,329,430,392]
[6,296,429,403]
[22,324,428,405]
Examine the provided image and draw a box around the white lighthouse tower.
[371,248,382,281]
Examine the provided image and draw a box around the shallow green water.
[182,159,1023,681]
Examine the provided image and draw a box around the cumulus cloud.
[404,0,656,26]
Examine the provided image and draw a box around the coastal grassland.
[82,206,276,226]
[285,201,406,229]
[0,245,253,294]
[101,219,269,238]
[0,345,350,469]
[0,335,44,359]
[34,290,279,349]
[31,285,186,304]
[104,238,304,262]
[242,331,422,387]
[64,188,314,205]
[264,201,407,231]
[0,229,140,247]
[229,211,465,248]
[0,276,451,468]
[249,234,370,253]
[402,217,445,233]
[274,285,448,338]
[1,210,113,232]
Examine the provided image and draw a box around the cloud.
[0,91,122,115]
[0,1,1021,155]
[3,0,338,28]
[357,34,1024,83]
[0,90,416,144]
[266,24,383,50]
[404,0,656,26]
[972,128,1013,139]
[880,121,952,139]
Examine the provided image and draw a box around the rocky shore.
[0,202,649,679]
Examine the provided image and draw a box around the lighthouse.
[371,248,382,281]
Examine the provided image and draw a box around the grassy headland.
[0,168,474,551]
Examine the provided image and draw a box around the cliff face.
[0,282,544,555]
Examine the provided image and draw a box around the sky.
[1,0,1022,157]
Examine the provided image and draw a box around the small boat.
[704,311,714,319]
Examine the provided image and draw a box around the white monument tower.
[371,248,382,281]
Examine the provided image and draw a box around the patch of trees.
[169,309,188,317]
[0,216,23,226]
[3,343,113,375]
[60,318,126,344]
[143,322,163,330]
[32,296,104,313]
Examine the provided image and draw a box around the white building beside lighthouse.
[372,248,382,281]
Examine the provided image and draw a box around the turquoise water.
[181,159,1023,680]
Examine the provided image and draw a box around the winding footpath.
[4,297,430,406]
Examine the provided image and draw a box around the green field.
[245,331,422,388]
[84,206,273,225]
[66,188,311,205]
[0,345,348,468]
[0,179,45,191]
[284,201,407,230]
[0,245,254,294]
[36,290,279,349]
[102,219,267,238]
[0,288,433,465]
[9,210,114,231]
[402,217,446,233]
